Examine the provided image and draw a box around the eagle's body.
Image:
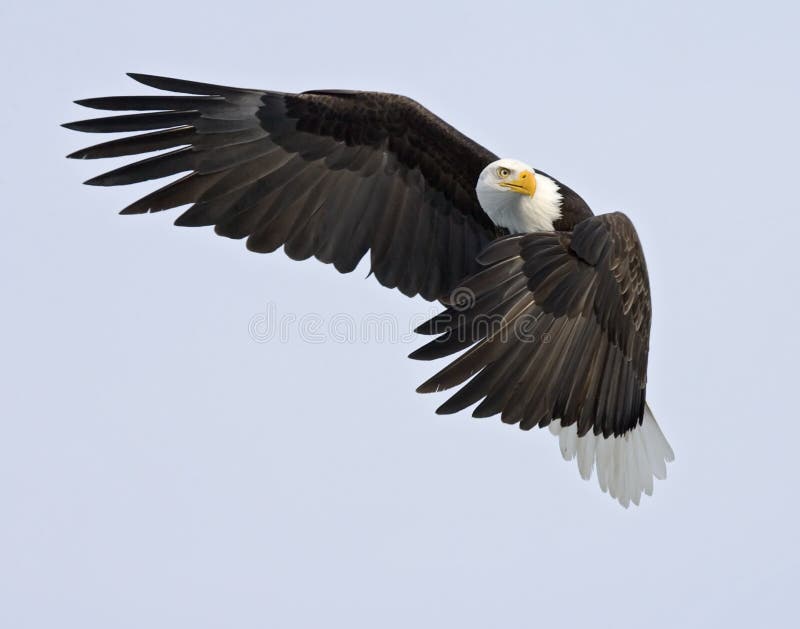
[65,74,674,507]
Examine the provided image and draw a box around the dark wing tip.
[435,399,464,415]
[413,320,437,335]
[415,378,441,394]
[413,309,456,335]
[119,207,146,215]
[67,145,105,159]
[409,343,441,361]
[61,120,85,131]
[125,72,263,96]
[73,97,105,109]
[125,72,205,94]
[126,72,158,84]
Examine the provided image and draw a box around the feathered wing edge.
[411,221,674,507]
[63,73,500,302]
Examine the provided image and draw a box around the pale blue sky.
[2,1,799,627]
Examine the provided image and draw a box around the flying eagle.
[64,74,674,507]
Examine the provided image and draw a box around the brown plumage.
[64,73,507,301]
[64,73,671,506]
[412,212,651,440]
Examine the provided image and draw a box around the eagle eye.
[497,167,511,178]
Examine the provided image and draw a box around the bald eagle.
[64,74,674,507]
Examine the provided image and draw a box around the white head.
[475,158,563,233]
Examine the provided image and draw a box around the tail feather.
[550,403,674,508]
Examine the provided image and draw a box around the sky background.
[2,1,799,627]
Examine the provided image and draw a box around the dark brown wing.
[64,74,503,301]
[411,212,651,438]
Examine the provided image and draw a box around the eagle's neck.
[481,173,563,234]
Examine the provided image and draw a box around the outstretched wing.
[411,212,673,506]
[64,74,503,301]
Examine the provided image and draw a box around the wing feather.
[412,212,652,439]
[65,74,502,300]
[411,216,672,506]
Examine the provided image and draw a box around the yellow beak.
[499,170,536,196]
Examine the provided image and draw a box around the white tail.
[548,404,675,507]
